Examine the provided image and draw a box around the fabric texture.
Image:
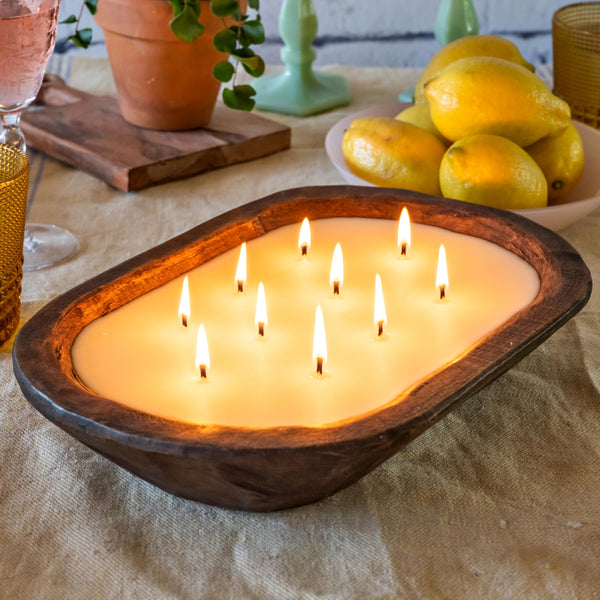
[0,58,598,600]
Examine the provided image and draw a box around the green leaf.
[210,0,239,18]
[84,0,98,15]
[213,28,237,53]
[248,0,259,9]
[68,28,93,49]
[167,0,184,16]
[241,55,264,77]
[231,48,264,76]
[231,48,265,77]
[241,19,264,45]
[170,4,205,42]
[213,60,235,82]
[59,14,77,24]
[223,85,256,111]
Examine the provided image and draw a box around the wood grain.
[12,186,592,511]
[21,75,291,192]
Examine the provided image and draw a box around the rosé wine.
[0,0,59,112]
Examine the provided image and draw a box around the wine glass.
[0,0,78,270]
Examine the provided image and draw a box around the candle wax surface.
[72,218,540,428]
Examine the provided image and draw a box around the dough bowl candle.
[12,187,591,511]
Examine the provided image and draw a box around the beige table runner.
[0,57,598,599]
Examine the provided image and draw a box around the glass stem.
[1,112,26,153]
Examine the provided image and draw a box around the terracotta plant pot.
[95,0,227,130]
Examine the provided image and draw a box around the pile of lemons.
[342,35,585,210]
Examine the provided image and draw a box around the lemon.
[342,117,446,195]
[414,35,534,104]
[440,134,548,209]
[526,123,584,204]
[424,56,571,147]
[395,103,449,144]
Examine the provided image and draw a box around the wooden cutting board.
[21,74,291,192]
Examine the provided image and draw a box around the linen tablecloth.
[1,57,599,599]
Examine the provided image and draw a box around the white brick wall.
[57,0,565,66]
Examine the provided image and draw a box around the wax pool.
[71,218,540,428]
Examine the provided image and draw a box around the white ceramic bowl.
[325,103,600,231]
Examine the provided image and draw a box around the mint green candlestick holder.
[398,0,479,102]
[434,0,479,45]
[253,0,351,116]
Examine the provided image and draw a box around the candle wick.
[333,281,340,296]
[378,321,384,336]
[181,315,188,328]
[258,322,264,337]
[200,365,207,379]
[401,242,407,256]
[301,244,308,256]
[439,285,446,300]
[237,280,244,293]
[316,356,324,375]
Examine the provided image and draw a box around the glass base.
[23,222,79,271]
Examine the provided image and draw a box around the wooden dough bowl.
[12,186,592,511]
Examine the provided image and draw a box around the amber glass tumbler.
[0,145,28,346]
[553,2,600,128]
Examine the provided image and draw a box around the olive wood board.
[12,186,592,512]
[21,74,291,192]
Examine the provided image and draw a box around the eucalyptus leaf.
[59,14,77,24]
[210,0,239,18]
[248,0,259,9]
[170,5,205,42]
[213,61,235,82]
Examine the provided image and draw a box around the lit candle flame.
[398,207,411,256]
[436,244,449,300]
[235,242,247,293]
[373,273,387,336]
[298,217,311,256]
[254,281,268,337]
[179,275,190,328]
[195,324,210,379]
[312,305,327,375]
[329,243,344,295]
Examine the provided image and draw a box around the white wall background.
[56,0,567,67]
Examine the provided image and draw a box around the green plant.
[62,0,265,110]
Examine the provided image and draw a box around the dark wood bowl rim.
[12,186,592,456]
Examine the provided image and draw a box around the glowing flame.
[235,242,247,292]
[312,305,327,375]
[398,207,411,255]
[373,274,387,336]
[195,324,210,379]
[298,217,311,256]
[179,275,190,327]
[436,244,449,300]
[254,281,268,336]
[329,243,344,295]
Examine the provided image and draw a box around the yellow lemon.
[526,123,585,204]
[425,56,571,147]
[395,102,450,144]
[414,34,534,103]
[440,134,548,209]
[342,117,446,195]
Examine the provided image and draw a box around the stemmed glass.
[0,0,78,270]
